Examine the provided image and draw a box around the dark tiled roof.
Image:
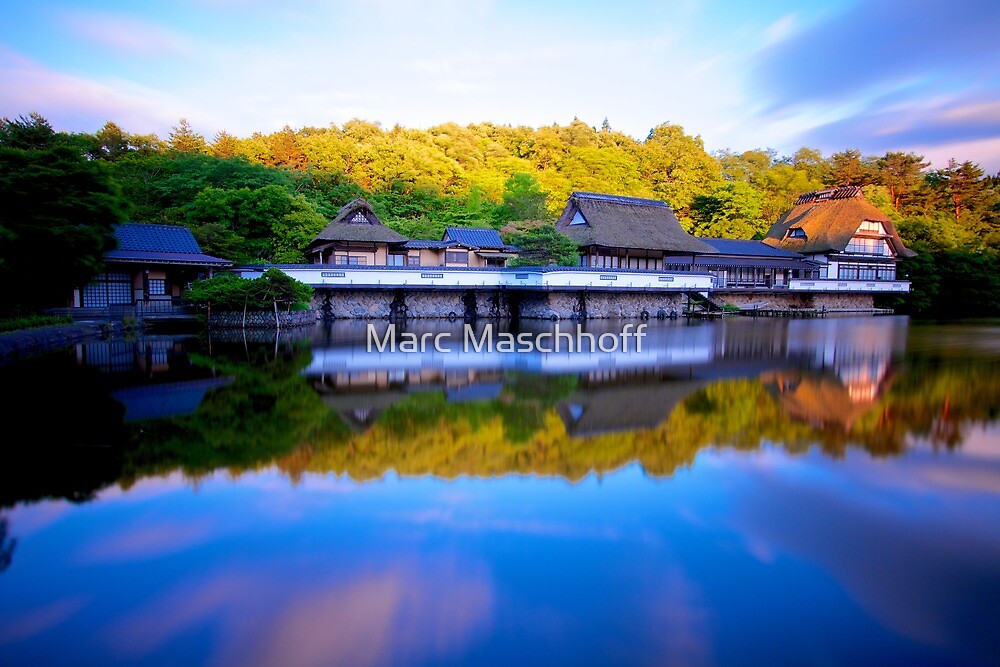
[404,240,455,250]
[114,223,202,254]
[763,189,916,258]
[699,238,806,259]
[555,191,717,254]
[309,198,409,246]
[104,250,232,266]
[444,226,505,249]
[109,223,231,266]
[110,377,233,422]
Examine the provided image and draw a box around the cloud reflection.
[104,560,494,667]
[722,449,1000,662]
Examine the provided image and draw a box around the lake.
[1,316,999,667]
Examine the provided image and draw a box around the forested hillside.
[3,112,1000,315]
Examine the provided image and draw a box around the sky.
[1,0,999,172]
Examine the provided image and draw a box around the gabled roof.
[105,223,231,266]
[555,191,717,254]
[444,226,504,248]
[308,198,409,246]
[695,238,818,270]
[556,378,709,437]
[404,239,455,250]
[699,238,806,259]
[763,187,916,258]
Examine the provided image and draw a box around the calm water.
[1,316,999,667]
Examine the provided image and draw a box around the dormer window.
[857,220,887,234]
[787,228,806,239]
[570,211,588,226]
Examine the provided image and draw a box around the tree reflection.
[3,324,1000,505]
[0,516,15,573]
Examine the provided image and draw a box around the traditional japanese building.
[405,227,519,267]
[306,199,518,267]
[554,191,717,269]
[693,238,820,289]
[762,186,916,282]
[305,198,410,266]
[71,223,231,310]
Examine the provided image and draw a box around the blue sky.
[2,0,998,172]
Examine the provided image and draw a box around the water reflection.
[5,316,1000,504]
[2,317,1000,666]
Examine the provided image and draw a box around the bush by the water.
[185,268,313,314]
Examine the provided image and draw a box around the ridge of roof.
[794,186,863,205]
[571,191,671,208]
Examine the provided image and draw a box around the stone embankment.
[0,323,105,364]
[208,310,316,329]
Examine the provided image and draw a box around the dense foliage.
[3,113,1000,315]
[0,114,125,314]
[185,268,313,315]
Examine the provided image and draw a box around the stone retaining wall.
[209,310,316,329]
[313,287,882,320]
[317,289,517,320]
[519,291,684,319]
[714,291,875,311]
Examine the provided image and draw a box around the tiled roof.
[114,223,204,254]
[444,226,506,249]
[109,224,231,265]
[699,238,805,258]
[104,250,231,266]
[404,240,455,250]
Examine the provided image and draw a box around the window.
[334,255,348,265]
[350,212,368,224]
[787,228,806,239]
[82,272,132,307]
[845,237,889,256]
[570,211,588,225]
[838,263,896,281]
[445,251,468,265]
[857,220,886,234]
[406,256,420,266]
[388,254,407,266]
[148,278,166,296]
[349,256,366,266]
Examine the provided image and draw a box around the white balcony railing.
[230,265,717,291]
[788,279,910,293]
[230,266,910,294]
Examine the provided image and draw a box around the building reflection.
[305,317,909,438]
[73,336,232,422]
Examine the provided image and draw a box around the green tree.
[168,118,207,153]
[689,182,767,239]
[0,115,125,312]
[875,151,929,211]
[504,222,578,266]
[827,149,874,186]
[788,147,829,183]
[497,172,549,222]
[640,123,722,214]
[926,159,986,222]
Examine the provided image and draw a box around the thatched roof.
[555,192,717,254]
[557,378,708,437]
[308,198,409,246]
[763,187,916,257]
